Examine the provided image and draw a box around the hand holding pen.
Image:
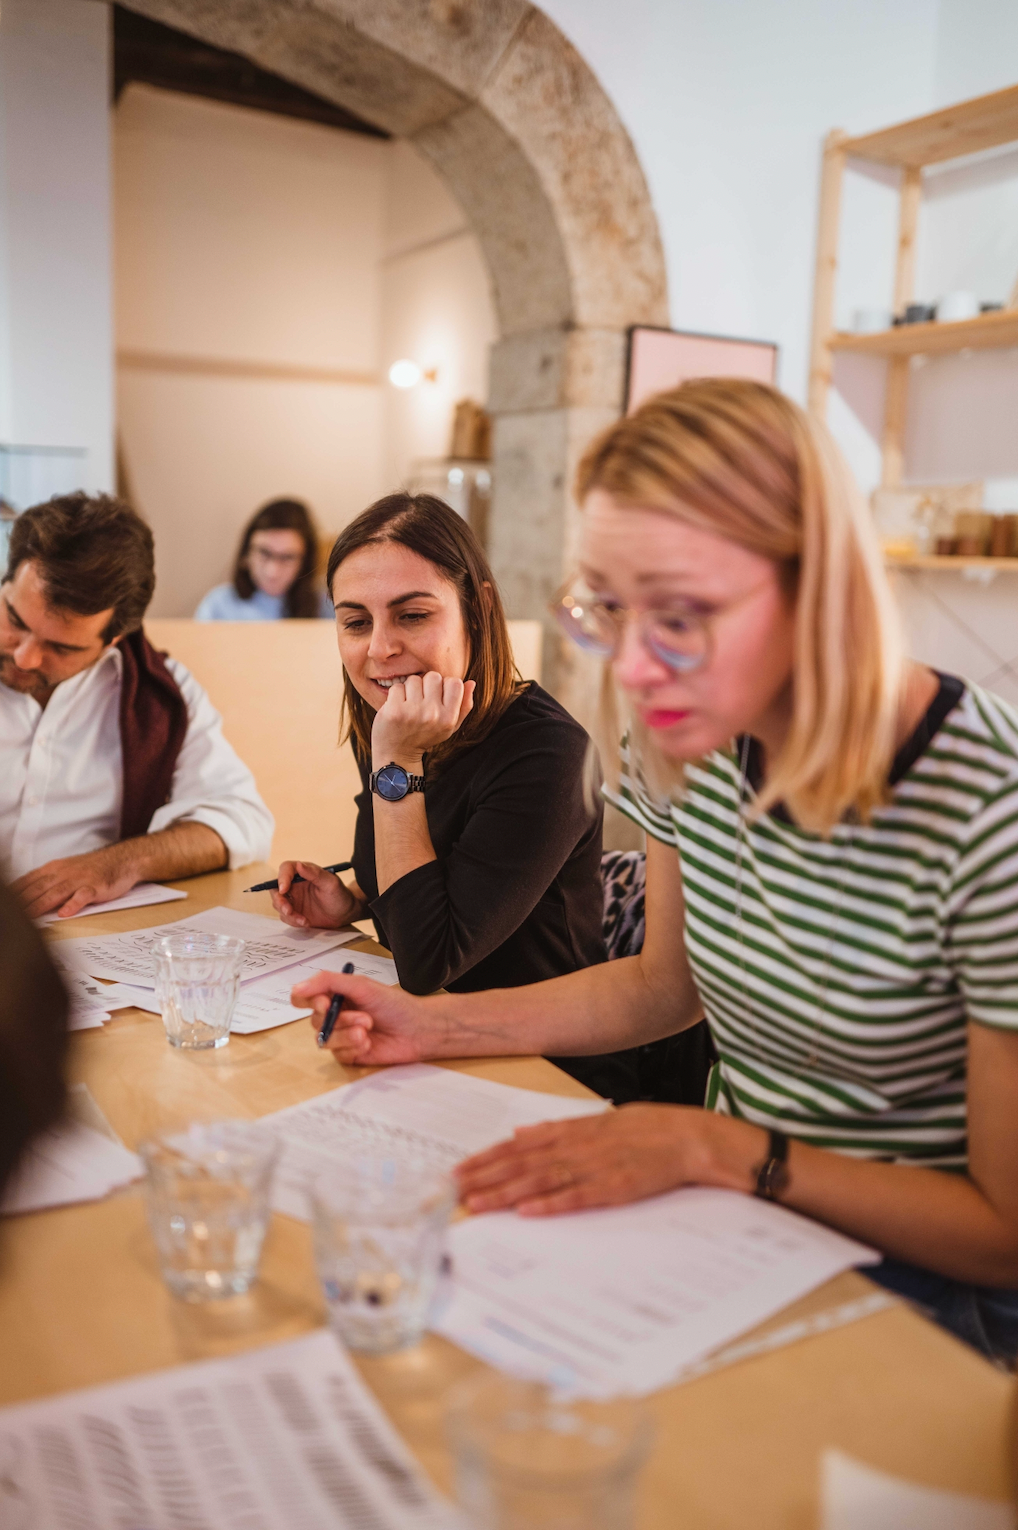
[260,861,366,932]
[317,963,356,1047]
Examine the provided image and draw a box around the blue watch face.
[375,764,410,801]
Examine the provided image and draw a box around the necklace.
[730,735,854,1071]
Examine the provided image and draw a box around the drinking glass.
[155,931,245,1049]
[140,1120,279,1301]
[447,1374,653,1530]
[311,1161,455,1354]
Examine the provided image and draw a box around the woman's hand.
[271,861,364,929]
[292,968,443,1065]
[371,672,475,765]
[455,1104,768,1216]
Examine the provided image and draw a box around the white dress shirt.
[0,646,274,880]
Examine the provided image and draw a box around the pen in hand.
[317,962,355,1048]
[245,861,353,894]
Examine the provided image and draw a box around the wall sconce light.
[388,360,439,388]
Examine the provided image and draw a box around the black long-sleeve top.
[351,683,607,996]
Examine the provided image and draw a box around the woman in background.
[195,498,332,620]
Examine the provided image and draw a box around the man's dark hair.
[5,492,155,641]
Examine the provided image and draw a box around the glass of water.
[447,1374,653,1530]
[311,1160,455,1354]
[140,1120,279,1301]
[155,931,245,1049]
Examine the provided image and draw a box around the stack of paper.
[0,1330,459,1529]
[53,907,384,1035]
[260,1063,608,1221]
[1,1085,143,1215]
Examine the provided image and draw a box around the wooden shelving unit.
[884,554,1018,572]
[808,83,1018,487]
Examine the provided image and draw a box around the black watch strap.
[754,1128,790,1201]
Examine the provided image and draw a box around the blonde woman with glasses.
[293,379,1018,1365]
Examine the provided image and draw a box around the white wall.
[0,0,113,495]
[540,0,1018,699]
[115,91,495,616]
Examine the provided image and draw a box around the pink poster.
[626,327,778,413]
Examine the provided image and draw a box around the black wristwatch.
[754,1129,790,1201]
[370,761,426,802]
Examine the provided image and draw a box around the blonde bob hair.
[575,378,903,835]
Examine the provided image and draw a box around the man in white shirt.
[1,493,274,919]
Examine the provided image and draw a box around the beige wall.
[114,87,496,618]
[380,143,498,492]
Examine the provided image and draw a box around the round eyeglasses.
[551,586,710,674]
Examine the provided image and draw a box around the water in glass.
[140,1121,279,1301]
[155,930,245,1049]
[311,1160,455,1354]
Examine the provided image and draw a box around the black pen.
[245,861,353,894]
[317,962,356,1048]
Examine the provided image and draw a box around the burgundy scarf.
[117,629,189,840]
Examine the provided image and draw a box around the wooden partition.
[145,619,542,863]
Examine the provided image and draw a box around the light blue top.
[194,584,333,621]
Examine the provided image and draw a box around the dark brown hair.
[5,492,154,641]
[0,878,68,1197]
[326,493,522,771]
[233,498,322,619]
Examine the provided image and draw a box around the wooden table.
[1,866,1014,1528]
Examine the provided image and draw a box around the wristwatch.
[370,761,426,802]
[754,1128,790,1201]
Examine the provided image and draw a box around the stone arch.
[118,0,669,682]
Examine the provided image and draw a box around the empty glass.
[155,931,245,1049]
[447,1374,653,1530]
[140,1121,279,1301]
[311,1160,455,1354]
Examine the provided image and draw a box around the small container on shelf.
[935,537,959,556]
[954,511,994,556]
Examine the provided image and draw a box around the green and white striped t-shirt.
[606,678,1018,1169]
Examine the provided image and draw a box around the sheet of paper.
[261,1063,607,1221]
[0,1117,142,1215]
[0,1329,459,1530]
[434,1186,880,1398]
[51,951,112,1029]
[821,1449,1016,1530]
[55,906,358,988]
[230,948,399,1034]
[39,881,187,925]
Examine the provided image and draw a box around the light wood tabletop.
[2,865,1014,1529]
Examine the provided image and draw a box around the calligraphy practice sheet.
[55,907,358,987]
[261,1064,607,1221]
[434,1187,879,1397]
[231,949,399,1034]
[40,882,187,925]
[0,1330,459,1530]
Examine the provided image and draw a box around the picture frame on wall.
[625,326,779,414]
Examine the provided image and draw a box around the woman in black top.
[272,493,614,1084]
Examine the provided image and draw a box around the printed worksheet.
[434,1186,879,1397]
[231,949,399,1034]
[260,1063,607,1221]
[0,1330,460,1530]
[54,907,359,988]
